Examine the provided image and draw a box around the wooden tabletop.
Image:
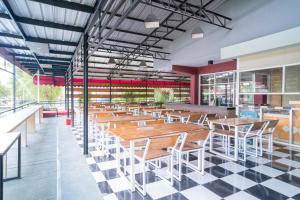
[0,132,21,155]
[93,115,157,123]
[167,111,192,117]
[0,106,42,134]
[109,123,206,141]
[90,110,127,114]
[209,117,268,126]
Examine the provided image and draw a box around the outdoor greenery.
[154,88,174,103]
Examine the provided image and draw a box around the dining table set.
[84,104,279,196]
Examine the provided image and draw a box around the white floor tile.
[276,158,300,168]
[225,191,259,200]
[91,171,106,183]
[107,176,130,193]
[221,174,256,190]
[146,180,177,199]
[97,160,117,171]
[251,165,284,177]
[190,160,215,169]
[90,150,105,157]
[272,151,290,158]
[288,168,300,177]
[261,178,300,197]
[86,157,96,165]
[181,185,221,200]
[247,156,272,165]
[103,193,118,200]
[218,162,247,173]
[185,171,218,185]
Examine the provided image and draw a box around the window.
[200,71,235,107]
[285,65,300,92]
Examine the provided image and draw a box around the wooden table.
[0,106,43,146]
[167,111,192,123]
[93,115,157,124]
[0,132,21,200]
[209,117,268,161]
[109,123,205,191]
[143,108,172,117]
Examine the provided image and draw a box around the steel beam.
[83,34,88,155]
[70,62,74,127]
[49,50,74,56]
[29,0,94,13]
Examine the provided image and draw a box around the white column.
[37,69,40,103]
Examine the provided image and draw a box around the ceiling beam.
[27,37,78,46]
[49,50,74,56]
[29,0,94,13]
[0,12,84,32]
[0,43,29,50]
[91,54,153,63]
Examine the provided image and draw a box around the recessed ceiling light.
[144,13,160,29]
[191,27,204,39]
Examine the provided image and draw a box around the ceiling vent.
[208,60,213,65]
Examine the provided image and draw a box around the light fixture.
[107,57,116,67]
[144,13,160,28]
[139,60,147,68]
[191,26,204,39]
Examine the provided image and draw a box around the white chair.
[259,120,279,156]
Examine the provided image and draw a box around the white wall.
[154,0,300,70]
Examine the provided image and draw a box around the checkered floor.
[71,125,300,200]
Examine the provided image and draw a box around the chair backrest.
[249,121,269,136]
[145,119,165,125]
[111,121,138,128]
[188,113,202,122]
[185,129,209,145]
[266,120,279,131]
[94,112,114,118]
[147,133,182,151]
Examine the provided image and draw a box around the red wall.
[172,60,237,104]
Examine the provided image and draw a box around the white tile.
[91,171,106,183]
[107,176,130,193]
[185,171,218,185]
[181,185,221,200]
[272,151,290,157]
[276,158,300,168]
[86,157,96,165]
[225,191,259,200]
[146,180,177,199]
[218,162,247,173]
[190,160,215,169]
[97,160,117,171]
[221,174,256,190]
[251,165,284,177]
[103,193,118,200]
[90,150,105,157]
[288,168,300,177]
[247,156,272,165]
[261,178,300,197]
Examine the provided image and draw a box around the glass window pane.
[201,75,214,84]
[285,65,300,92]
[216,72,228,84]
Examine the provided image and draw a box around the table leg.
[234,126,238,161]
[17,136,21,178]
[129,141,135,191]
[0,155,3,200]
[115,137,120,173]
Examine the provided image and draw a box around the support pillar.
[83,34,89,155]
[109,77,112,107]
[145,80,148,103]
[70,62,74,127]
[13,56,16,112]
[64,76,67,110]
[66,73,70,118]
[190,74,199,105]
[37,69,40,103]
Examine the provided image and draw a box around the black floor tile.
[245,184,288,200]
[275,148,300,155]
[89,163,100,172]
[174,164,193,174]
[235,160,259,168]
[135,171,161,185]
[115,190,153,200]
[203,179,240,198]
[102,168,120,180]
[287,155,300,162]
[293,193,300,200]
[238,169,271,183]
[94,154,115,162]
[264,161,295,172]
[275,173,300,188]
[157,193,189,200]
[205,156,229,165]
[204,166,233,178]
[172,175,198,191]
[97,181,113,194]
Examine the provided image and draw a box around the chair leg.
[260,136,263,156]
[142,160,146,196]
[270,134,273,153]
[243,139,246,161]
[178,152,182,181]
[201,149,205,175]
[197,150,201,170]
[170,156,174,185]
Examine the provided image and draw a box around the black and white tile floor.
[72,125,300,200]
